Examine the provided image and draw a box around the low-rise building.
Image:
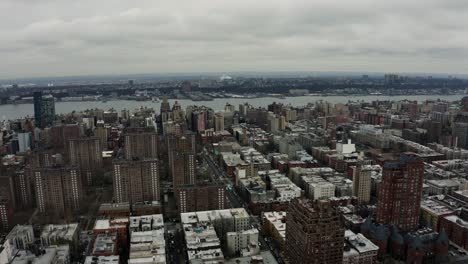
[440,215,468,250]
[426,179,464,195]
[92,233,118,257]
[98,203,131,218]
[84,255,120,264]
[128,214,166,263]
[6,225,34,250]
[181,208,257,262]
[226,229,259,257]
[302,176,335,200]
[40,223,80,247]
[420,198,455,231]
[12,245,70,264]
[93,218,129,249]
[262,211,286,250]
[343,230,379,264]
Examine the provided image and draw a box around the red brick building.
[286,199,344,264]
[376,155,423,231]
[439,215,468,250]
[93,218,129,249]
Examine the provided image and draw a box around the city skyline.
[2,1,468,263]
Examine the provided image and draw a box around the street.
[202,148,285,263]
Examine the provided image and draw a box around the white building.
[343,230,378,264]
[302,176,335,200]
[226,229,259,257]
[181,208,256,262]
[12,245,70,264]
[129,214,166,264]
[336,139,356,154]
[41,223,79,247]
[129,214,164,232]
[262,211,286,245]
[6,225,34,250]
[17,132,31,153]
[85,256,120,264]
[267,173,302,201]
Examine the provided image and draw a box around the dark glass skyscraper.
[33,91,43,127]
[33,91,55,128]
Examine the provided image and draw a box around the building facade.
[352,165,373,204]
[175,185,226,213]
[286,198,345,264]
[376,155,424,231]
[69,137,103,185]
[124,132,159,160]
[33,166,82,218]
[113,159,161,204]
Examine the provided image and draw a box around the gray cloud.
[0,0,467,79]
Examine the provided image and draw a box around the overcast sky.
[1,0,467,79]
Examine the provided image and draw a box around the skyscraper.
[214,112,225,132]
[376,154,424,231]
[69,137,103,185]
[17,132,31,153]
[33,92,55,128]
[33,166,82,218]
[33,91,42,127]
[167,132,196,185]
[112,159,161,204]
[352,164,373,204]
[50,124,81,150]
[95,123,109,149]
[0,170,34,211]
[452,122,468,149]
[286,198,344,264]
[160,97,171,122]
[124,132,158,160]
[171,151,195,188]
[0,197,13,232]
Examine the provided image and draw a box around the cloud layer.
[1,0,467,78]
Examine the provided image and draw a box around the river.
[0,94,464,121]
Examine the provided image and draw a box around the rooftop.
[84,256,120,264]
[345,230,379,254]
[421,199,455,216]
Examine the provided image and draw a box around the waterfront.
[0,94,464,120]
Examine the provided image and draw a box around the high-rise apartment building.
[167,133,196,188]
[112,159,161,204]
[17,132,31,153]
[95,125,108,150]
[171,152,195,188]
[376,154,424,231]
[352,164,373,204]
[160,97,171,122]
[124,133,158,160]
[49,124,81,150]
[214,112,225,132]
[33,166,82,218]
[167,132,196,154]
[0,170,33,211]
[13,170,34,210]
[452,122,468,149]
[175,184,226,213]
[286,198,345,264]
[34,92,56,128]
[69,137,103,185]
[0,198,13,232]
